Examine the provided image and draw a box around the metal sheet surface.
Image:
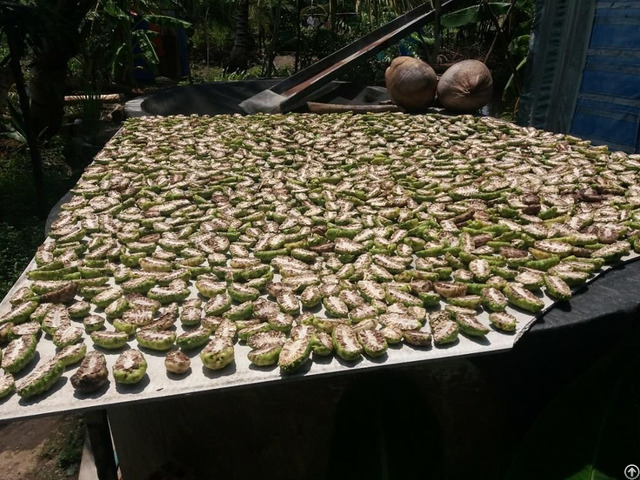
[0,113,635,422]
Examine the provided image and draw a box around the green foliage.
[77,0,191,87]
[440,2,511,28]
[191,20,233,63]
[0,135,76,299]
[193,65,264,82]
[3,101,28,145]
[0,222,42,298]
[39,415,85,477]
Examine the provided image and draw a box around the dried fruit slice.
[504,283,545,313]
[122,308,154,328]
[223,301,254,321]
[267,312,293,332]
[311,331,334,356]
[543,274,572,301]
[165,350,191,374]
[403,330,432,347]
[349,303,378,323]
[488,312,517,332]
[0,301,39,326]
[431,320,459,346]
[0,371,15,399]
[379,313,421,331]
[300,285,322,308]
[546,265,590,286]
[37,283,77,304]
[200,337,235,371]
[204,293,232,316]
[514,270,544,290]
[380,326,403,345]
[55,342,87,367]
[2,335,37,373]
[385,288,422,307]
[357,329,388,357]
[180,304,202,327]
[90,330,129,349]
[68,301,91,319]
[214,319,237,340]
[126,294,161,313]
[357,280,386,301]
[228,283,261,303]
[247,330,286,350]
[83,314,105,332]
[276,291,300,315]
[323,296,349,318]
[334,238,366,255]
[105,296,128,319]
[92,287,123,308]
[11,321,41,338]
[71,350,109,393]
[591,241,630,262]
[139,257,173,273]
[42,305,71,336]
[147,284,189,304]
[52,325,83,348]
[113,349,147,384]
[447,295,482,309]
[332,324,363,361]
[9,287,34,306]
[16,359,64,399]
[237,322,271,341]
[456,313,490,337]
[121,276,155,294]
[136,329,176,351]
[481,287,507,312]
[175,327,211,350]
[534,240,573,257]
[248,345,282,366]
[433,282,467,298]
[278,338,311,373]
[469,259,491,282]
[195,278,228,298]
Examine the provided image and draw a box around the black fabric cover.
[532,258,640,334]
[139,80,390,116]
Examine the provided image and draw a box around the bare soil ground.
[0,415,84,480]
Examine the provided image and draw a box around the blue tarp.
[570,1,640,153]
[519,0,640,153]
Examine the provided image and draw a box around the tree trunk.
[0,66,13,117]
[6,26,46,218]
[228,0,251,72]
[27,54,68,137]
[265,0,282,77]
[25,0,95,137]
[329,0,337,30]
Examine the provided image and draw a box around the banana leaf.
[441,3,511,28]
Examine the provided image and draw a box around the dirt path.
[0,415,83,480]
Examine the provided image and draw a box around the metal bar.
[84,410,118,480]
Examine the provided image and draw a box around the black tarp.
[130,80,390,117]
